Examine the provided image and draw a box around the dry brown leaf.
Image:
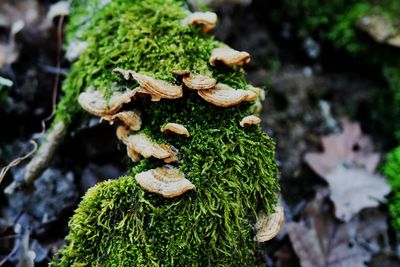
[304,120,390,221]
[286,189,387,267]
[325,165,390,221]
[305,121,380,178]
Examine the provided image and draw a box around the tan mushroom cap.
[113,68,183,99]
[240,115,261,127]
[210,46,251,67]
[135,166,195,198]
[255,205,284,243]
[78,86,138,116]
[161,123,190,137]
[182,74,217,90]
[357,14,400,48]
[136,87,162,102]
[172,70,191,79]
[116,126,141,163]
[132,72,183,99]
[198,83,253,107]
[182,11,218,33]
[128,134,178,162]
[103,110,142,131]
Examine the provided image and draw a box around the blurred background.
[0,0,399,266]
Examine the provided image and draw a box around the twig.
[0,140,38,184]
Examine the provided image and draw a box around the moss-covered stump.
[52,0,279,266]
[384,147,400,231]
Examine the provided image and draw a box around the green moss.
[52,0,279,266]
[384,147,400,230]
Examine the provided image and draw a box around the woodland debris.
[182,74,217,90]
[304,121,390,221]
[161,123,190,137]
[198,83,252,107]
[135,166,195,198]
[182,11,217,33]
[78,86,138,116]
[210,46,251,67]
[103,110,142,131]
[24,121,65,184]
[286,188,387,267]
[240,115,261,127]
[255,205,284,242]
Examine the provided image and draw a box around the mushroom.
[128,134,178,162]
[240,115,261,127]
[135,166,195,198]
[357,14,400,48]
[210,46,251,67]
[182,11,217,33]
[198,83,252,107]
[78,86,138,116]
[161,123,190,137]
[172,70,191,81]
[255,205,284,243]
[113,69,183,99]
[116,126,141,162]
[103,110,142,131]
[136,87,162,102]
[182,74,217,90]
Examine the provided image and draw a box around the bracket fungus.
[210,46,251,67]
[128,134,178,162]
[198,83,254,107]
[161,123,190,137]
[182,74,217,90]
[135,166,195,198]
[51,0,280,265]
[182,11,218,33]
[255,205,285,242]
[78,86,138,116]
[240,115,261,127]
[103,110,142,131]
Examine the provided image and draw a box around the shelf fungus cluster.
[77,42,266,197]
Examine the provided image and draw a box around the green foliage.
[384,147,400,230]
[52,0,279,266]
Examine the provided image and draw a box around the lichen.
[384,147,400,230]
[51,0,279,266]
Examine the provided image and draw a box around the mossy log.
[51,0,280,266]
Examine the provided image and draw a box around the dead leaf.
[304,120,390,221]
[286,188,388,267]
[325,165,390,221]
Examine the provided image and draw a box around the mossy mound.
[52,0,279,266]
[384,147,400,230]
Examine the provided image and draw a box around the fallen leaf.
[326,165,390,221]
[304,120,390,221]
[286,188,387,267]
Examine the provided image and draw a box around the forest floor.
[0,0,399,266]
